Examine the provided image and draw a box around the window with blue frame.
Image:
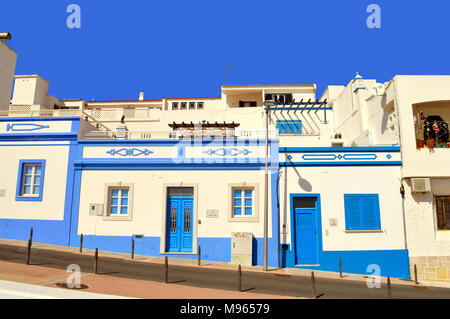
[344,194,381,230]
[276,120,302,135]
[16,160,46,202]
[232,188,253,217]
[108,187,129,216]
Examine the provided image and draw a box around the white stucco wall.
[403,178,450,257]
[76,170,273,239]
[394,75,450,178]
[0,142,69,220]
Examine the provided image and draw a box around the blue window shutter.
[344,194,381,230]
[276,120,302,135]
[346,197,361,230]
[361,196,380,229]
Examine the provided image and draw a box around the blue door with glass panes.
[166,195,193,252]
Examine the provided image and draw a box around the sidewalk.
[1,237,448,291]
[0,259,295,299]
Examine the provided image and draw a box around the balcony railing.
[118,129,277,140]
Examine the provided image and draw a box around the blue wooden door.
[166,195,193,252]
[293,197,318,265]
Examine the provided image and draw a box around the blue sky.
[1,0,449,101]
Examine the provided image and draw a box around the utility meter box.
[89,203,104,216]
[231,232,253,266]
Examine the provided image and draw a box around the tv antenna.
[225,65,234,85]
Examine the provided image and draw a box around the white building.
[4,35,450,281]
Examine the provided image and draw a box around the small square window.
[232,188,254,217]
[189,102,195,109]
[197,102,204,109]
[435,196,450,230]
[108,188,129,216]
[180,102,187,110]
[172,102,178,110]
[16,160,46,202]
[104,184,133,220]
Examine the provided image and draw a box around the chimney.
[0,32,11,43]
[139,92,144,101]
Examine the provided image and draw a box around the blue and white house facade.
[7,39,450,281]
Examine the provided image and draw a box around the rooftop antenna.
[225,65,234,85]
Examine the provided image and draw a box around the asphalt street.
[0,243,449,299]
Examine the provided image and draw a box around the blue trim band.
[0,117,81,122]
[280,161,402,167]
[279,146,401,153]
[0,133,78,141]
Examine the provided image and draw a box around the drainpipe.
[276,169,282,268]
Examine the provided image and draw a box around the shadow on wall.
[292,166,312,192]
[380,95,389,134]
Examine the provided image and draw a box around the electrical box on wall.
[411,178,431,193]
[231,232,253,266]
[89,203,104,216]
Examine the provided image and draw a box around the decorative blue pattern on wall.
[343,154,377,160]
[302,154,337,161]
[106,148,153,157]
[301,153,378,161]
[6,123,50,132]
[203,147,252,156]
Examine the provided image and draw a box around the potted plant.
[418,139,425,148]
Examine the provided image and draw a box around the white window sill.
[345,229,384,233]
[229,216,259,222]
[103,215,132,221]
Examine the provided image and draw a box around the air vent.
[411,178,431,193]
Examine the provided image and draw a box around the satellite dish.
[371,83,385,96]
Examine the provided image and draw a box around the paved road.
[0,243,449,299]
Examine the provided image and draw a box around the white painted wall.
[77,170,273,239]
[393,76,450,178]
[11,75,50,107]
[403,178,450,257]
[0,142,69,220]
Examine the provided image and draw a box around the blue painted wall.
[281,245,410,279]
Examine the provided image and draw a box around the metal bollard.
[198,246,201,266]
[339,258,343,278]
[80,234,83,253]
[311,271,317,298]
[387,277,392,299]
[94,248,98,274]
[414,264,418,284]
[164,256,168,283]
[131,238,135,259]
[26,227,33,265]
[238,264,242,292]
